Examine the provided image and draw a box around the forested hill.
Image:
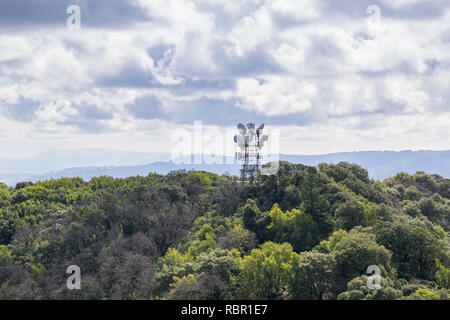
[0,161,449,300]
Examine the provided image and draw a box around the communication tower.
[234,123,268,182]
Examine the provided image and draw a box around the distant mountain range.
[1,149,449,185]
[0,149,171,172]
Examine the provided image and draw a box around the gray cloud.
[97,62,156,88]
[77,104,113,120]
[127,95,314,127]
[0,0,449,154]
[321,0,446,20]
[3,98,40,122]
[128,95,165,120]
[0,0,148,29]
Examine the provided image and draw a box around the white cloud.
[0,77,19,105]
[35,100,78,122]
[266,0,322,21]
[227,5,273,57]
[269,42,308,72]
[0,35,33,63]
[236,76,317,116]
[0,0,449,157]
[327,76,378,116]
[384,75,430,113]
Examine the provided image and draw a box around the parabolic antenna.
[257,135,268,148]
[237,123,247,134]
[234,122,269,182]
[257,139,265,148]
[247,123,256,135]
[237,135,246,147]
[256,123,265,136]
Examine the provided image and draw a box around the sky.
[0,0,449,158]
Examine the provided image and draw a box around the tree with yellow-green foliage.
[0,245,12,267]
[407,288,440,300]
[267,204,318,252]
[238,242,298,300]
[435,259,450,289]
[313,229,347,253]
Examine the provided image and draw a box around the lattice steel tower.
[234,123,268,181]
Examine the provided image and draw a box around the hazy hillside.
[283,150,450,180]
[0,149,170,173]
[2,150,449,185]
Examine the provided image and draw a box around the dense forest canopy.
[0,161,449,300]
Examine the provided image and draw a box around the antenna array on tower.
[234,123,268,182]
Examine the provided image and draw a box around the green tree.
[298,168,333,236]
[241,199,269,241]
[0,209,24,244]
[238,242,298,300]
[281,184,302,210]
[0,245,12,267]
[335,200,374,230]
[314,229,348,253]
[290,251,336,300]
[337,276,403,300]
[267,204,317,252]
[152,248,194,297]
[435,259,450,289]
[0,184,11,208]
[407,288,440,300]
[375,219,449,279]
[166,248,240,300]
[332,231,392,292]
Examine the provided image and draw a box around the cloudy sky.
[0,0,449,158]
